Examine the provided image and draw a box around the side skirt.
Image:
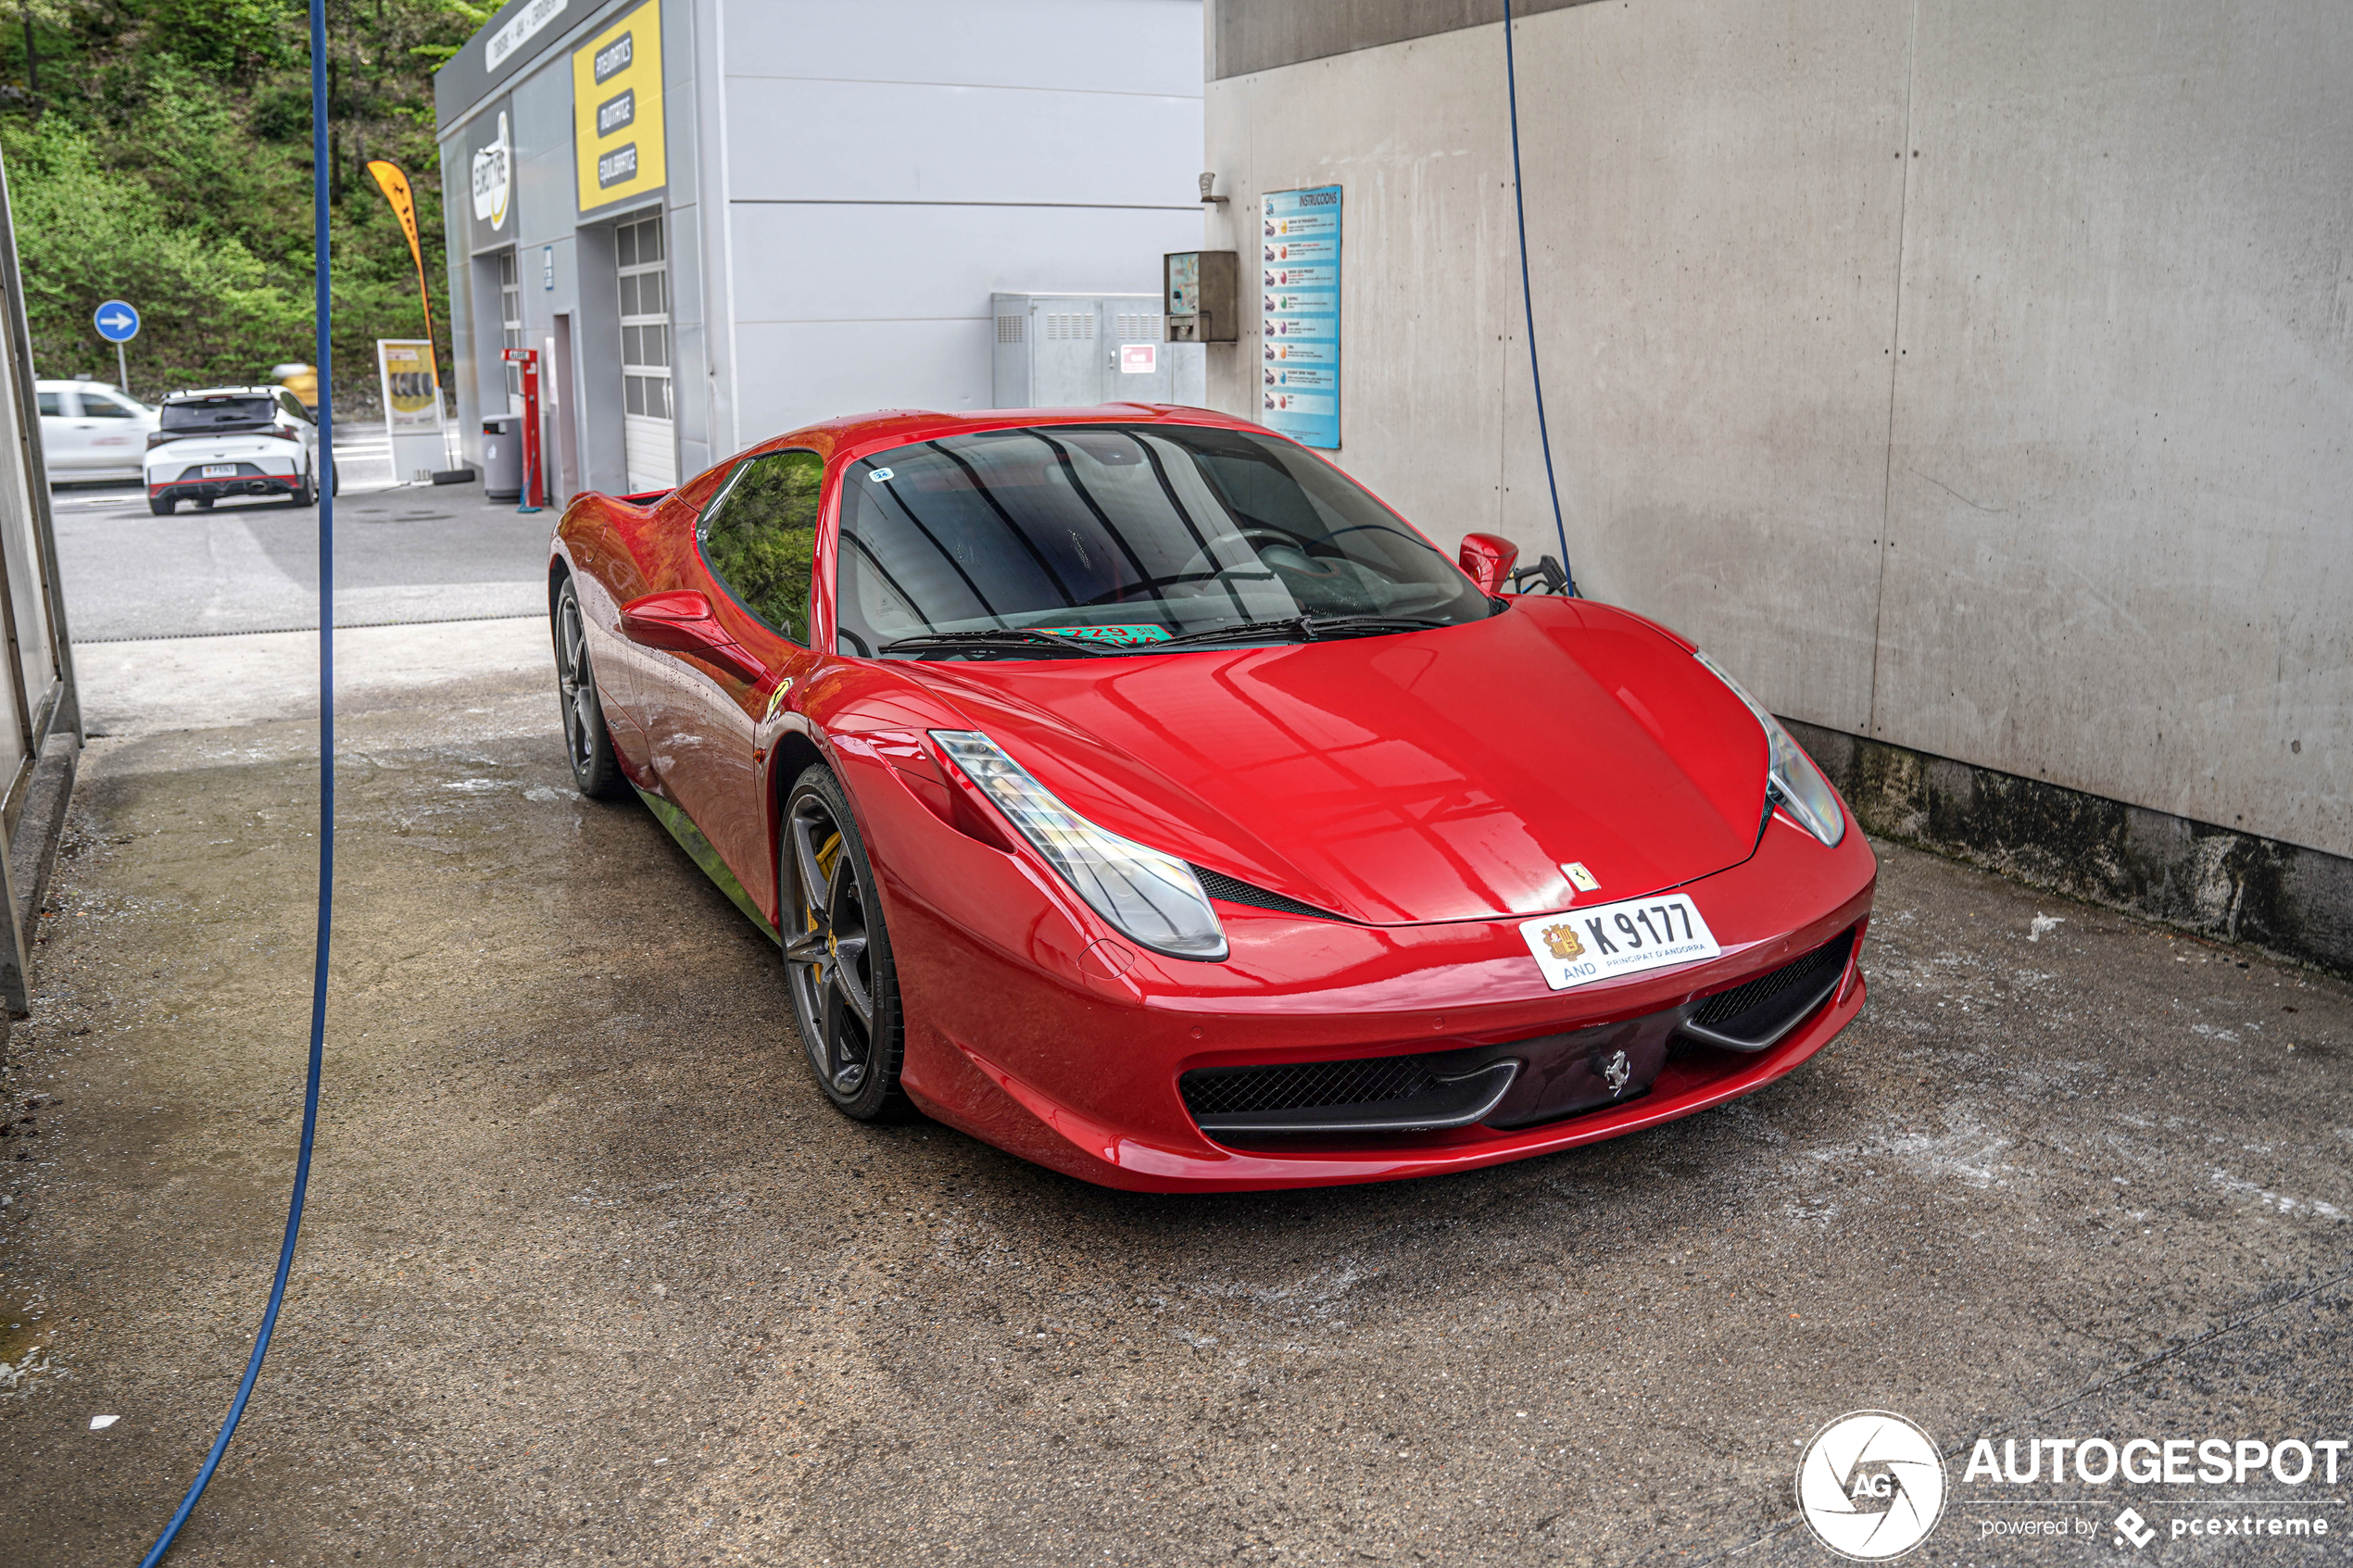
[634,785,780,942]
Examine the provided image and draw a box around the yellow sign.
[365,160,423,275]
[573,0,664,212]
[364,159,440,379]
[376,340,442,434]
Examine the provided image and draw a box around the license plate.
[1519,894,1721,992]
[202,464,237,478]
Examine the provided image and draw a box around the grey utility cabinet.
[990,293,1206,409]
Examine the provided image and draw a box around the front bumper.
[830,732,1878,1192]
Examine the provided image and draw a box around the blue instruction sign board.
[1261,186,1340,449]
[93,300,140,343]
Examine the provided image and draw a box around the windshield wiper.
[878,629,1113,660]
[1155,614,1446,648]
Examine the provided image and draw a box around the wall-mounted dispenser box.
[1164,251,1238,343]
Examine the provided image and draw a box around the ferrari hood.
[902,600,1771,927]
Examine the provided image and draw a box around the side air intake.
[1187,864,1353,922]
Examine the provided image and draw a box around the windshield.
[834,424,1489,658]
[161,396,277,431]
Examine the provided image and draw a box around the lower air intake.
[1180,1051,1518,1135]
[1680,928,1855,1052]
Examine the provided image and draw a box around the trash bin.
[481,417,522,501]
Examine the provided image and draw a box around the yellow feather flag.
[366,159,438,375]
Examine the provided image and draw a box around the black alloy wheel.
[292,460,317,508]
[780,766,908,1120]
[552,576,627,799]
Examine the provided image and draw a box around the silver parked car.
[36,379,158,482]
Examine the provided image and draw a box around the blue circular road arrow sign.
[93,300,140,343]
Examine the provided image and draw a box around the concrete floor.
[1,636,2348,1566]
[53,474,547,641]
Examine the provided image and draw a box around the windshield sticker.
[1044,625,1172,646]
[867,468,894,482]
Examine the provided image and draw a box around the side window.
[698,449,824,644]
[279,391,310,423]
[82,394,136,419]
[35,392,60,417]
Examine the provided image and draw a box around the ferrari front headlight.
[929,731,1229,961]
[1692,651,1846,847]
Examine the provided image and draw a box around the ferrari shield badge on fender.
[1519,893,1722,991]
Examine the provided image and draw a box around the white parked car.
[143,386,333,515]
[37,379,157,482]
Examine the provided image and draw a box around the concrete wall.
[1202,0,2353,859]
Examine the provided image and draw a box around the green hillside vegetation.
[0,0,480,406]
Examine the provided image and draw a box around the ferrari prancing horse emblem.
[1603,1049,1631,1095]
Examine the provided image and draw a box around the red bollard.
[500,346,544,511]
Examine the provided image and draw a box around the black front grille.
[1181,1054,1446,1118]
[1188,864,1349,922]
[1686,929,1854,1047]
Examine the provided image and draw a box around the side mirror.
[1458,533,1519,597]
[618,590,767,684]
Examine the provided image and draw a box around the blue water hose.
[137,0,333,1559]
[1502,0,1578,597]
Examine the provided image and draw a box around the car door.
[40,389,92,474]
[76,390,149,477]
[636,448,824,920]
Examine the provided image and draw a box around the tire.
[329,457,339,496]
[291,462,317,508]
[551,577,629,801]
[780,765,909,1121]
[148,495,175,516]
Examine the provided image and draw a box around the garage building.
[433,0,1204,498]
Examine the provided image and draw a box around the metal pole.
[114,338,127,396]
[135,0,333,1553]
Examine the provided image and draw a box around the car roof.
[749,403,1272,470]
[158,386,284,402]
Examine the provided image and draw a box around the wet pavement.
[53,470,545,641]
[0,642,2347,1566]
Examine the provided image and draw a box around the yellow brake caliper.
[807,831,844,942]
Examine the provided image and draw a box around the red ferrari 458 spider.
[548,406,1875,1191]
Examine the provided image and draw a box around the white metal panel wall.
[723,81,1204,209]
[716,0,1204,442]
